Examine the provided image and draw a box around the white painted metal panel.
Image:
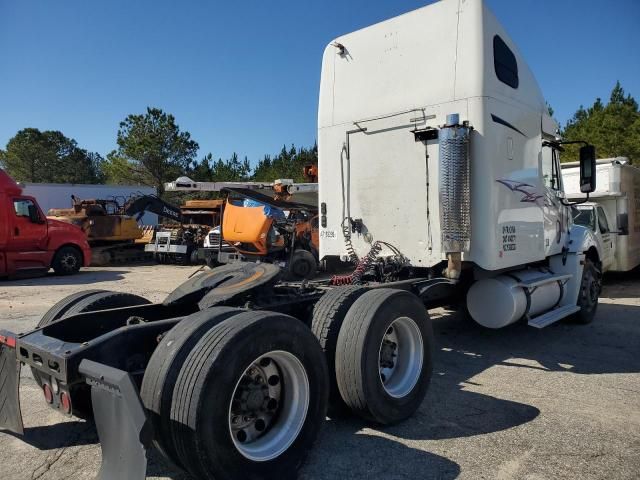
[318,0,555,271]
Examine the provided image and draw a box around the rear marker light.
[43,385,53,404]
[0,334,16,348]
[60,392,71,414]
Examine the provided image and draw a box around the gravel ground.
[0,264,639,480]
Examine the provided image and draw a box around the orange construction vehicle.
[166,165,320,278]
[218,187,319,279]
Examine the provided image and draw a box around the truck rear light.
[0,334,16,348]
[43,384,53,404]
[60,392,71,414]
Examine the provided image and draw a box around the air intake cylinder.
[439,113,471,254]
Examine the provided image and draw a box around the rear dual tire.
[140,307,243,467]
[311,285,369,415]
[313,288,433,425]
[143,309,329,480]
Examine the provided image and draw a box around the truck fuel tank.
[466,269,564,328]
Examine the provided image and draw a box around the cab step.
[527,304,581,329]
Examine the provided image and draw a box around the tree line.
[1,82,638,195]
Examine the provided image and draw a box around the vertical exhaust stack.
[439,113,471,279]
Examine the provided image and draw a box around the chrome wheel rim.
[229,350,309,461]
[378,316,423,398]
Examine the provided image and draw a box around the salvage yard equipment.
[129,196,223,264]
[218,187,320,279]
[166,168,320,276]
[48,195,152,266]
[0,169,91,277]
[0,1,606,479]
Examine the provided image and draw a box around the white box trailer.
[562,158,640,272]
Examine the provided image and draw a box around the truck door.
[597,205,614,271]
[541,144,570,256]
[9,197,48,251]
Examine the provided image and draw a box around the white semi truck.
[562,158,640,272]
[318,0,602,329]
[0,2,605,479]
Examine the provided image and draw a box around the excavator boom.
[124,195,184,223]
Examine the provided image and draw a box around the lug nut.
[259,357,271,367]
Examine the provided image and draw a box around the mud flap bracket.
[79,359,151,480]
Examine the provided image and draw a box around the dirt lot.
[1,264,639,479]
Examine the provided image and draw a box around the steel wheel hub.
[61,254,77,269]
[229,351,309,461]
[378,317,423,398]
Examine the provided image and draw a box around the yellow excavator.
[47,196,153,265]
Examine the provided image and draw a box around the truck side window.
[13,199,34,217]
[541,145,562,190]
[494,35,519,88]
[572,207,596,231]
[551,148,563,191]
[597,206,610,233]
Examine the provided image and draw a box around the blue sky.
[1,0,638,165]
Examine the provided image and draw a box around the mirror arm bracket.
[560,192,590,207]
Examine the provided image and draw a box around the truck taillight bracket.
[413,127,438,142]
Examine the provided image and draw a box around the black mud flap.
[0,332,24,435]
[79,360,152,480]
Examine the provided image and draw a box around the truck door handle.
[14,227,19,236]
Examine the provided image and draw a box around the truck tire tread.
[335,288,433,424]
[64,291,150,316]
[37,290,107,328]
[311,285,368,415]
[170,311,329,480]
[140,306,243,467]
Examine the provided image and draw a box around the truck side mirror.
[579,145,596,193]
[28,204,43,224]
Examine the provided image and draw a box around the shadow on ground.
[2,421,96,450]
[2,269,130,286]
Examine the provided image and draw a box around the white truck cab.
[572,203,616,272]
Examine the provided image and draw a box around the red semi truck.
[0,169,91,278]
